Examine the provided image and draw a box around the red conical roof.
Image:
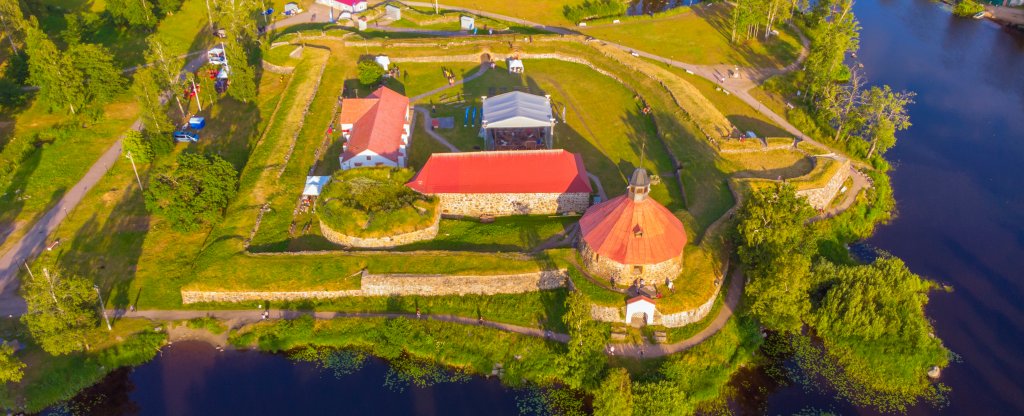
[579,193,687,265]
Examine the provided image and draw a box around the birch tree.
[20,267,98,355]
[859,85,915,158]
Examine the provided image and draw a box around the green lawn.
[667,64,790,137]
[398,215,577,252]
[580,4,803,68]
[722,149,814,180]
[387,0,577,26]
[384,61,482,100]
[422,59,685,215]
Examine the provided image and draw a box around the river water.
[49,1,1024,415]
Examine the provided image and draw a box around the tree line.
[732,0,915,162]
[734,183,950,410]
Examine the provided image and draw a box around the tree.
[20,267,98,355]
[25,24,85,114]
[803,0,859,99]
[952,0,984,17]
[122,129,154,163]
[358,59,385,86]
[224,41,256,102]
[133,66,173,134]
[859,85,914,158]
[594,368,633,416]
[154,0,184,16]
[144,152,239,231]
[0,0,27,54]
[821,65,866,143]
[144,35,187,119]
[559,290,607,389]
[0,343,24,383]
[734,183,816,332]
[69,43,125,109]
[107,0,157,29]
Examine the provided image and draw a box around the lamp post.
[126,151,144,191]
[94,285,112,331]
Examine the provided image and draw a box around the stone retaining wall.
[437,192,589,217]
[657,288,718,327]
[319,213,440,248]
[796,158,851,210]
[180,269,569,304]
[590,304,622,321]
[262,60,295,75]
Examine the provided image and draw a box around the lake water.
[51,1,1024,414]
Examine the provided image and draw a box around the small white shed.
[625,296,656,326]
[375,55,391,71]
[460,15,475,30]
[508,59,524,74]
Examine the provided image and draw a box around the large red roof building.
[578,168,687,282]
[407,150,593,217]
[339,86,410,170]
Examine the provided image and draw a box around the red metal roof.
[341,87,409,164]
[332,0,364,5]
[627,295,655,305]
[579,193,687,265]
[407,150,593,194]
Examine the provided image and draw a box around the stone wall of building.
[579,240,682,283]
[180,269,568,304]
[796,158,851,210]
[437,192,589,217]
[319,213,440,248]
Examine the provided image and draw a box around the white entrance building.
[625,296,656,326]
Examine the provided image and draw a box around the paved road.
[0,53,211,313]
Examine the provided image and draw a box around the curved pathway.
[116,309,571,343]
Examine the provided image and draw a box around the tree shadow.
[727,115,790,138]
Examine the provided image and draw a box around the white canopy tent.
[481,91,555,150]
[375,55,391,71]
[481,91,553,129]
[303,176,331,196]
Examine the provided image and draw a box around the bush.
[95,330,166,368]
[185,316,227,334]
[122,130,154,163]
[144,152,239,231]
[563,0,627,23]
[318,167,439,237]
[357,59,385,86]
[953,0,984,17]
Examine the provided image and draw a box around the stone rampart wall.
[319,212,440,248]
[262,60,296,74]
[437,192,589,217]
[796,158,851,210]
[180,269,568,304]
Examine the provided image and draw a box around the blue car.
[172,131,200,143]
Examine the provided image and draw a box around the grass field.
[395,0,577,26]
[422,58,686,216]
[580,4,803,68]
[398,215,577,252]
[723,149,814,179]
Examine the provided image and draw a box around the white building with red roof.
[339,86,410,170]
[577,167,687,282]
[406,150,593,217]
[316,0,367,13]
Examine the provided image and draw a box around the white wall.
[340,150,400,170]
[625,300,656,325]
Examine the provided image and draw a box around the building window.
[633,266,643,275]
[366,156,372,161]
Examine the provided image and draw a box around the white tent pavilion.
[481,91,555,151]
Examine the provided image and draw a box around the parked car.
[173,131,200,143]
